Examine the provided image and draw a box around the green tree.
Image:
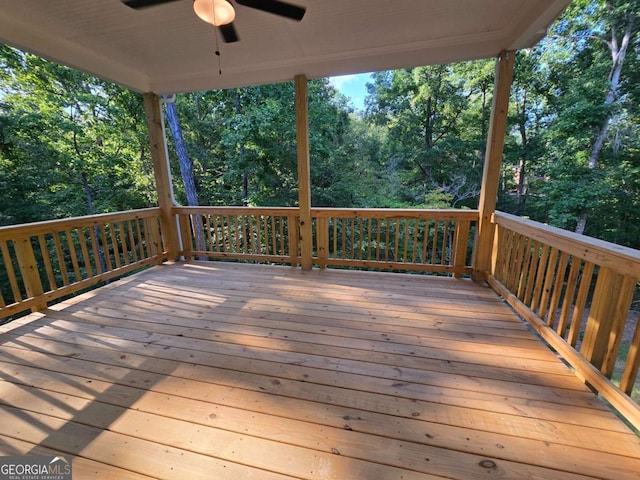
[165,79,384,209]
[0,46,155,224]
[365,61,494,207]
[537,0,639,239]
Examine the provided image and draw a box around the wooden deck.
[1,262,639,479]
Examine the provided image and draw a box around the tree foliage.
[0,0,639,251]
[0,46,155,224]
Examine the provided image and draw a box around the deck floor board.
[1,261,639,479]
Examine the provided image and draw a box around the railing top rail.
[173,206,480,221]
[311,208,479,220]
[173,206,300,216]
[0,207,162,241]
[493,211,640,278]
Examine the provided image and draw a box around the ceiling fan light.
[193,0,235,27]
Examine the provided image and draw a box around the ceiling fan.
[122,0,306,43]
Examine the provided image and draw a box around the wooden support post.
[143,93,180,260]
[295,75,313,270]
[472,50,515,281]
[14,236,46,311]
[452,220,471,278]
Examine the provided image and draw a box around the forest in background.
[0,0,639,251]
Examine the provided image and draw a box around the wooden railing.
[0,206,477,321]
[175,207,301,265]
[312,208,478,274]
[176,207,478,274]
[487,211,640,430]
[0,208,166,321]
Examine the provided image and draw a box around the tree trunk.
[577,18,634,235]
[516,89,528,207]
[480,81,488,164]
[74,128,107,274]
[164,100,199,207]
[164,98,204,253]
[80,170,108,274]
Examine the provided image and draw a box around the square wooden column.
[472,50,515,281]
[295,75,313,270]
[143,92,180,260]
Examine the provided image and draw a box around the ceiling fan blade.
[235,0,306,21]
[123,0,182,9]
[219,23,240,43]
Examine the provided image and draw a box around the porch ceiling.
[0,0,569,94]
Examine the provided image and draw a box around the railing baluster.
[257,214,263,254]
[420,219,428,266]
[204,215,213,254]
[136,219,146,260]
[556,257,581,332]
[401,218,408,263]
[497,228,514,284]
[211,216,218,253]
[410,219,418,263]
[538,247,558,319]
[430,220,438,265]
[317,216,328,269]
[546,251,569,327]
[357,217,363,261]
[122,221,136,265]
[38,234,58,290]
[367,217,373,262]
[1,241,21,303]
[288,214,299,267]
[340,217,346,261]
[53,231,70,284]
[522,240,539,304]
[249,215,256,255]
[514,236,530,299]
[88,227,103,275]
[441,220,449,265]
[504,232,520,291]
[279,216,285,256]
[621,314,640,395]
[529,244,549,313]
[269,216,276,257]
[100,225,113,271]
[78,227,93,278]
[65,229,82,281]
[392,219,400,262]
[566,261,595,346]
[109,224,121,268]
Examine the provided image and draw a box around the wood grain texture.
[1,261,639,479]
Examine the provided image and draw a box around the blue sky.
[329,72,372,112]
